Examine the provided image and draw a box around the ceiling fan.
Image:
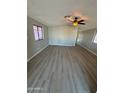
[64,15,86,27]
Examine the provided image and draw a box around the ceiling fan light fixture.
[64,15,85,26]
[73,22,78,26]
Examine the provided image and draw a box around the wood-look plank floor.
[27,45,97,93]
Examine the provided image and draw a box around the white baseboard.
[49,44,75,46]
[27,44,49,62]
[78,44,97,56]
[49,43,75,46]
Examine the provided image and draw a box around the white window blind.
[33,25,44,41]
[94,33,97,43]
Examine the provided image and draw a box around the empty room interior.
[27,0,97,93]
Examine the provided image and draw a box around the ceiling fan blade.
[65,16,74,22]
[78,19,84,23]
[64,16,70,18]
[78,23,85,25]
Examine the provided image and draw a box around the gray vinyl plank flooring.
[27,45,97,93]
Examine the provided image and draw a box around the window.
[93,33,97,43]
[33,25,44,41]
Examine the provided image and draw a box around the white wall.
[27,16,49,60]
[48,26,77,46]
[77,28,97,55]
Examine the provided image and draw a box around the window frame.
[33,25,44,41]
[93,32,97,44]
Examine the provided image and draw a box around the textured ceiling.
[28,0,97,30]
